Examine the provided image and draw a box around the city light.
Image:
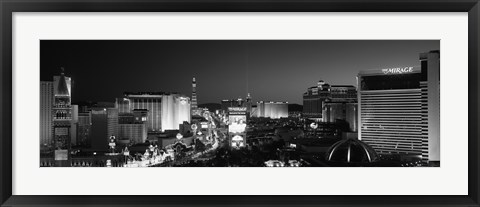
[40,41,440,168]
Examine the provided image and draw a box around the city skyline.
[40,40,439,105]
[40,40,440,167]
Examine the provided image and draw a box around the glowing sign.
[228,107,247,112]
[232,135,243,141]
[231,135,245,148]
[228,124,246,133]
[191,124,198,131]
[381,67,414,74]
[229,111,246,115]
[54,150,68,160]
[229,115,246,123]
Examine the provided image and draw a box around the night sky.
[40,40,439,105]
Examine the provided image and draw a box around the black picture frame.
[1,0,479,206]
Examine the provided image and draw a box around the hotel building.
[118,110,148,144]
[161,94,191,131]
[253,101,289,119]
[303,80,357,121]
[191,77,202,116]
[221,94,254,116]
[90,107,118,150]
[117,92,191,132]
[52,70,72,166]
[358,50,440,165]
[77,111,91,146]
[323,102,357,132]
[120,92,162,132]
[40,81,54,147]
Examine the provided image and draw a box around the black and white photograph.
[39,40,440,167]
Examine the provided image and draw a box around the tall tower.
[40,81,54,148]
[246,93,252,116]
[52,67,72,167]
[191,77,198,114]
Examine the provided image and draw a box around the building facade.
[420,51,440,165]
[40,81,54,147]
[118,124,147,144]
[303,80,356,120]
[122,92,163,132]
[358,50,440,165]
[161,95,191,131]
[107,108,119,139]
[254,101,289,119]
[52,71,72,166]
[90,108,108,150]
[70,104,78,145]
[323,102,357,132]
[118,92,191,132]
[77,111,91,147]
[116,110,147,144]
[303,80,330,119]
[221,98,246,112]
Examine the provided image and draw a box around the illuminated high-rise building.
[115,98,132,114]
[191,77,200,115]
[161,94,191,131]
[246,93,253,115]
[221,98,244,112]
[358,50,440,165]
[118,109,148,144]
[123,92,163,132]
[254,101,289,119]
[70,104,78,145]
[40,81,54,147]
[77,111,91,147]
[321,86,358,132]
[52,68,72,166]
[323,102,357,132]
[120,92,191,132]
[90,107,118,150]
[303,80,356,121]
[303,80,330,119]
[221,97,252,115]
[90,108,108,150]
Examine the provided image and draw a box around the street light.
[176,133,183,140]
[123,147,129,165]
[149,145,155,158]
[144,149,150,160]
[310,122,318,138]
[109,135,116,154]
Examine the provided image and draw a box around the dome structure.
[326,139,378,164]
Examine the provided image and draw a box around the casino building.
[357,50,440,165]
[116,92,191,132]
[303,80,357,121]
[253,101,289,119]
[52,69,73,166]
